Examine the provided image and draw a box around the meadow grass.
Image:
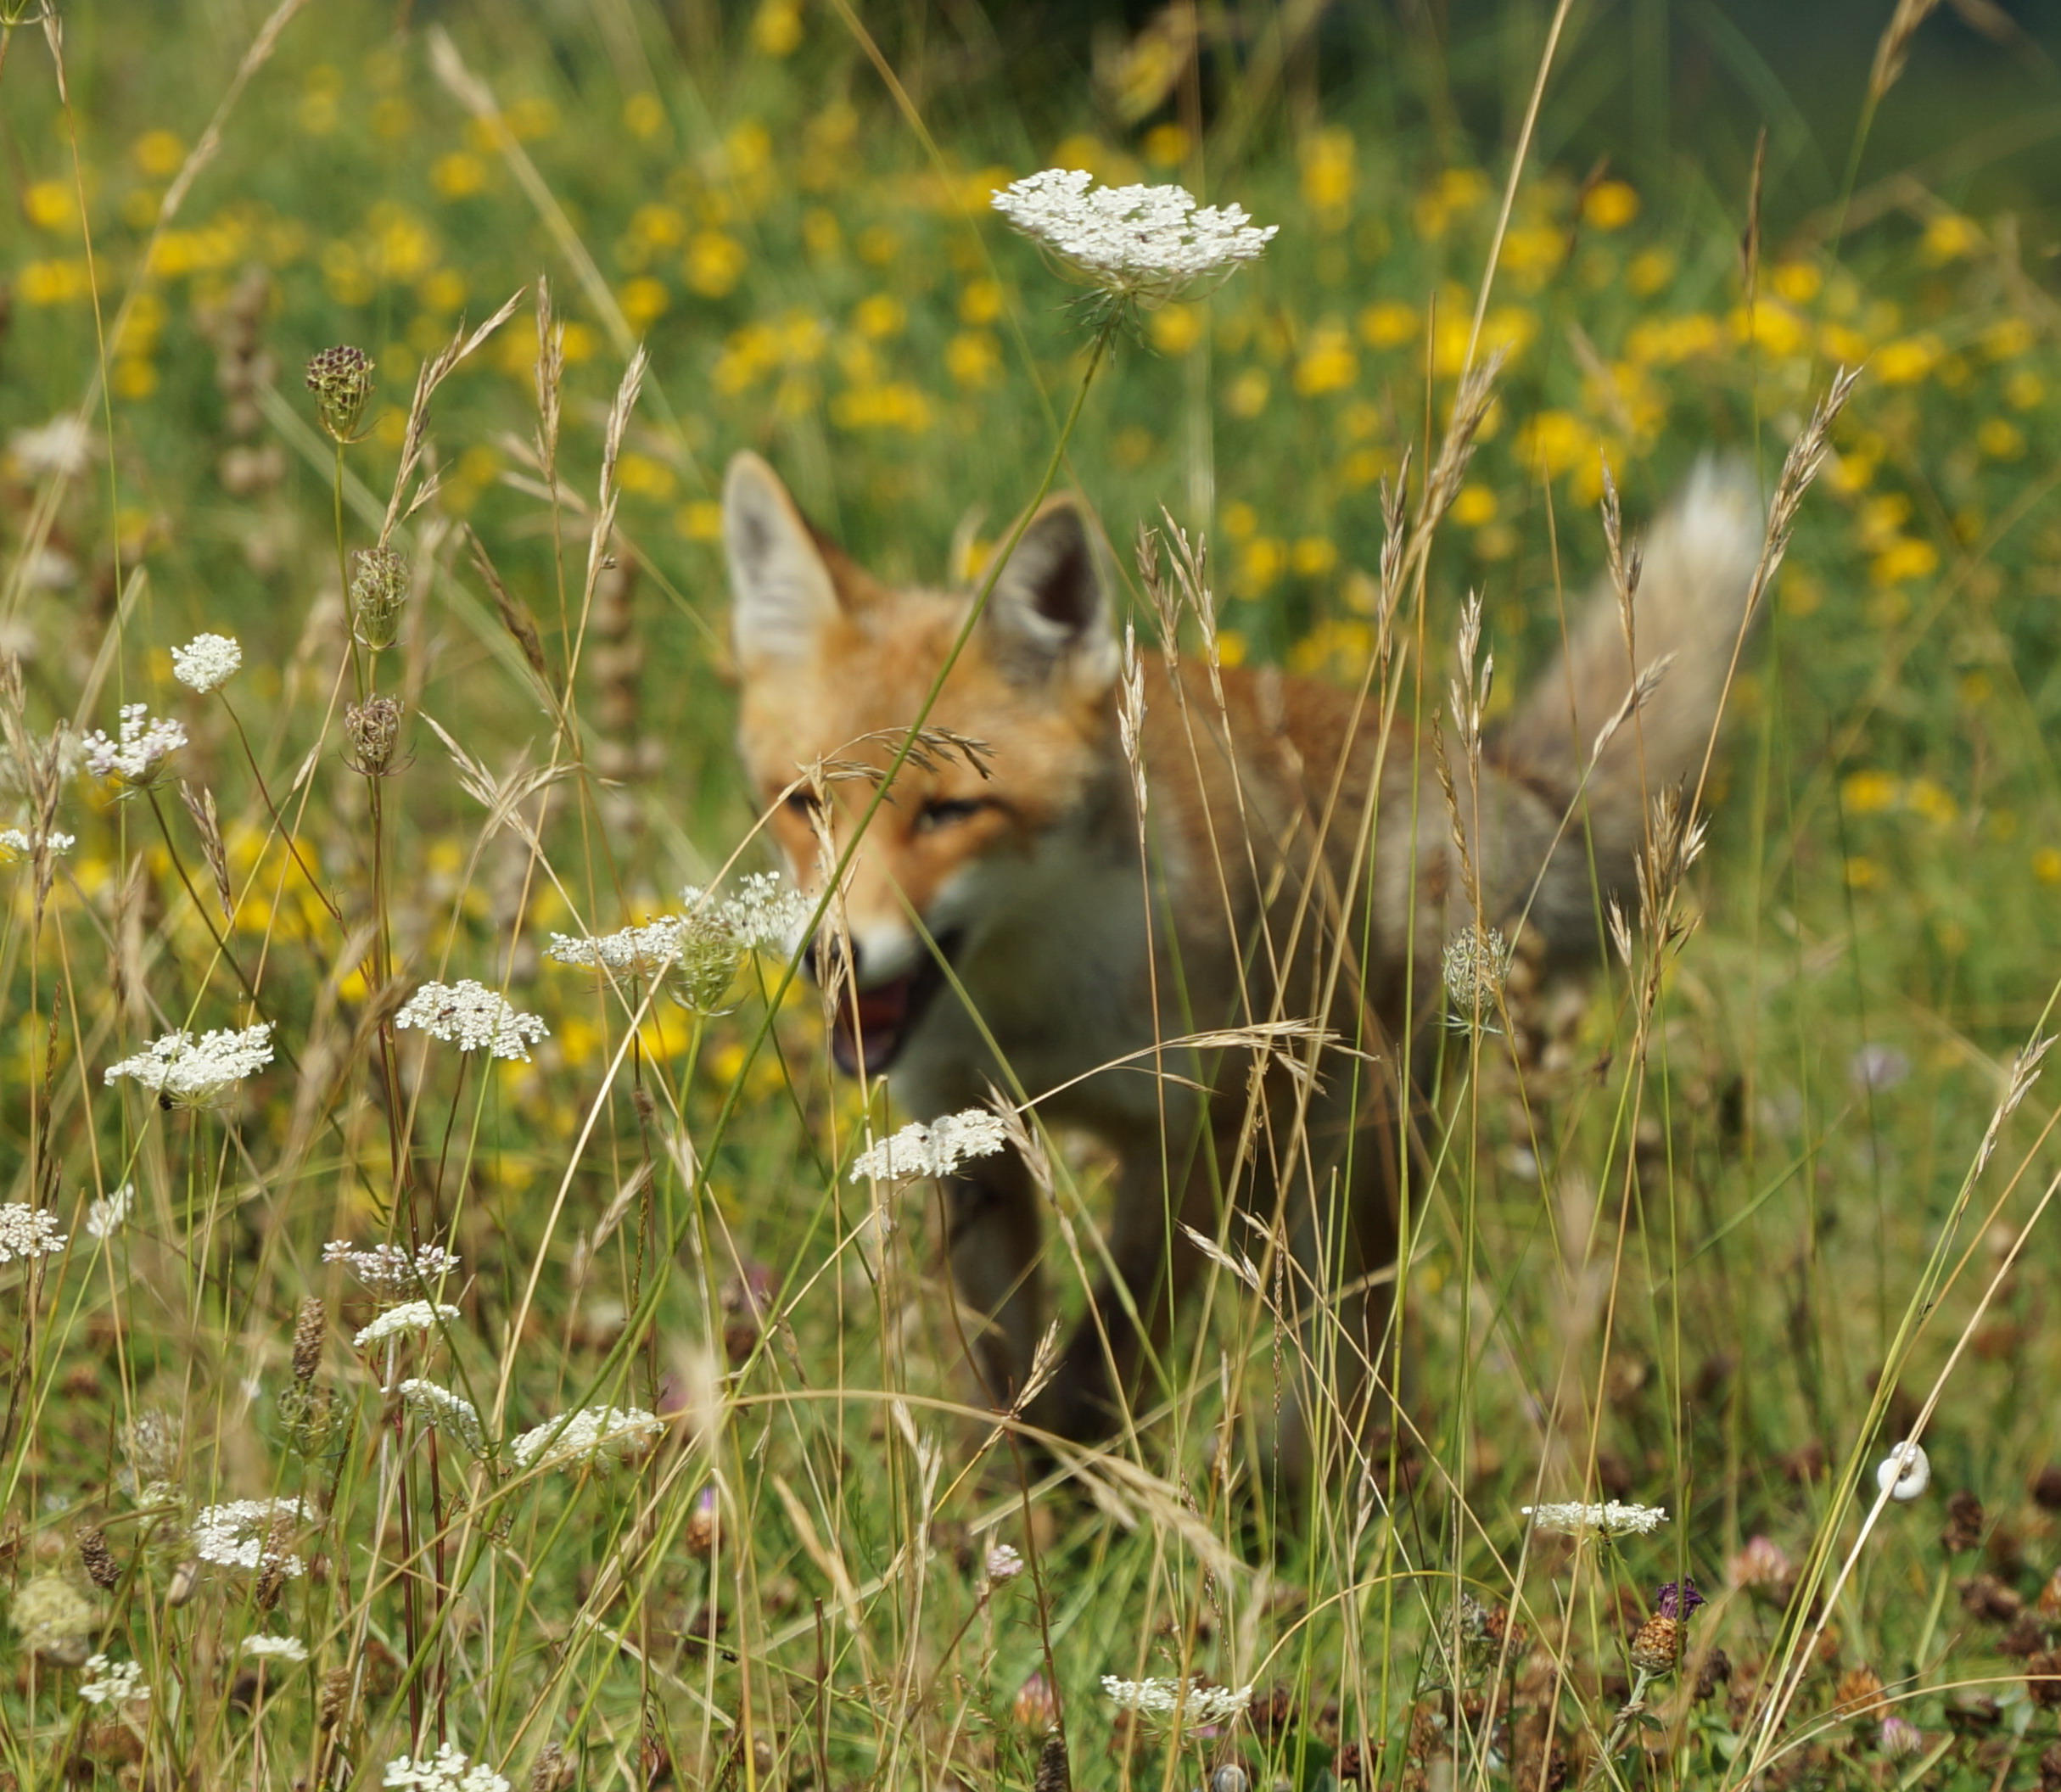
[6,3,2061,1789]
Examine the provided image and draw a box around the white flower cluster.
[697,871,814,954]
[85,1183,134,1240]
[850,1109,1010,1184]
[384,1743,510,1792]
[241,1632,310,1662]
[355,1300,461,1350]
[992,168,1277,305]
[1101,1675,1253,1727]
[545,916,695,979]
[82,703,187,786]
[79,1655,149,1705]
[191,1498,307,1576]
[400,1379,486,1456]
[0,1202,68,1264]
[0,826,76,864]
[395,981,549,1061]
[9,414,98,479]
[171,633,243,693]
[323,1239,461,1294]
[104,1022,274,1111]
[510,1404,665,1471]
[1522,1499,1669,1538]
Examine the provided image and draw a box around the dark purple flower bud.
[1657,1577,1705,1621]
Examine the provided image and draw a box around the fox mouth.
[830,929,963,1078]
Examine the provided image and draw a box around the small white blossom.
[383,1742,510,1792]
[546,916,693,978]
[171,633,243,694]
[0,1203,68,1264]
[993,168,1276,307]
[82,703,187,787]
[0,826,75,865]
[850,1109,1010,1184]
[323,1240,461,1295]
[240,1633,310,1663]
[985,1543,1024,1582]
[395,981,549,1061]
[703,871,813,955]
[1877,1440,1930,1502]
[354,1300,461,1350]
[1101,1675,1252,1728]
[84,1183,134,1240]
[400,1379,486,1456]
[104,1022,273,1110]
[190,1498,307,1576]
[510,1404,665,1471]
[78,1655,149,1705]
[1522,1499,1669,1538]
[8,414,98,479]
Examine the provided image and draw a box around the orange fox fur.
[726,451,1763,1449]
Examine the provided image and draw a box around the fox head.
[725,452,1123,1076]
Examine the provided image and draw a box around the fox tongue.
[833,974,918,1077]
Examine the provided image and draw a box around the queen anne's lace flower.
[1101,1675,1252,1727]
[240,1633,309,1662]
[79,1655,149,1705]
[323,1240,461,1294]
[0,1203,68,1264]
[104,1023,273,1110]
[549,876,809,1012]
[510,1404,665,1471]
[395,981,548,1061]
[700,871,813,954]
[82,704,187,787]
[993,168,1276,307]
[850,1110,1009,1184]
[171,633,243,693]
[355,1300,461,1350]
[400,1379,486,1456]
[383,1742,509,1792]
[191,1498,307,1576]
[0,826,75,864]
[84,1183,134,1240]
[546,916,694,978]
[1522,1499,1669,1537]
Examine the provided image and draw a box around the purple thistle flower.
[1656,1577,1705,1621]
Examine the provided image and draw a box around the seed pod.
[292,1296,327,1385]
[305,345,374,442]
[76,1525,120,1591]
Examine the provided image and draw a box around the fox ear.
[983,497,1117,690]
[725,453,840,665]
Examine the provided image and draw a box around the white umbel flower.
[395,981,548,1061]
[84,1183,134,1240]
[1877,1440,1930,1502]
[323,1239,461,1294]
[240,1632,310,1662]
[104,1022,273,1110]
[190,1498,307,1575]
[1522,1499,1669,1537]
[850,1109,1009,1184]
[79,1655,149,1705]
[546,916,694,978]
[993,168,1276,307]
[697,870,813,954]
[0,826,75,864]
[399,1379,486,1456]
[0,1203,68,1264]
[383,1742,510,1792]
[82,703,187,787]
[1101,1675,1252,1728]
[355,1300,461,1350]
[510,1404,665,1471]
[8,414,98,479]
[171,633,243,693]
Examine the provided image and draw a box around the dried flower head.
[383,1742,511,1792]
[1101,1675,1253,1728]
[993,168,1276,310]
[291,1296,327,1383]
[0,1202,68,1264]
[1878,1440,1930,1502]
[83,1182,133,1241]
[1523,1499,1668,1538]
[104,1022,273,1110]
[120,1409,182,1498]
[400,1379,486,1457]
[76,1526,121,1591]
[1629,1611,1682,1676]
[241,1632,310,1663]
[355,1300,462,1351]
[81,703,186,789]
[12,1573,98,1663]
[344,694,406,776]
[349,546,410,650]
[171,633,243,693]
[322,1239,461,1296]
[1442,924,1513,1032]
[306,344,374,442]
[190,1498,307,1576]
[851,1109,1010,1184]
[0,826,75,864]
[395,981,548,1061]
[510,1404,665,1471]
[78,1654,149,1705]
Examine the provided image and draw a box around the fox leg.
[938,1150,1046,1412]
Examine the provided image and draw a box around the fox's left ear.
[983,497,1118,692]
[725,452,842,666]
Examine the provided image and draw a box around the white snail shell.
[1876,1439,1930,1502]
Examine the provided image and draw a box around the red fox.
[726,451,1763,1452]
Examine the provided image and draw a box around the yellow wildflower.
[1582,181,1639,231]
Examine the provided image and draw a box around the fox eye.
[780,787,823,820]
[916,796,992,832]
